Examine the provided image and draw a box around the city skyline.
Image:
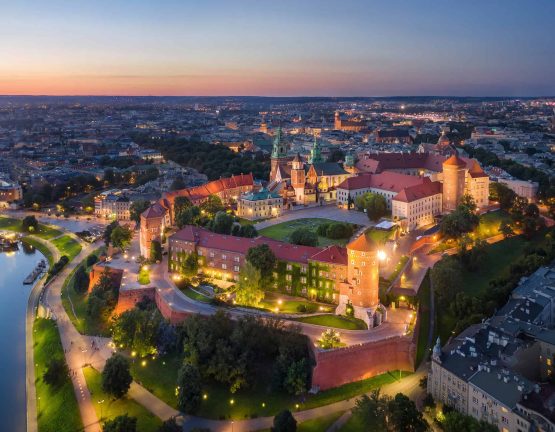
[2,0,555,97]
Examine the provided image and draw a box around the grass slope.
[34,318,82,432]
[294,314,367,330]
[84,367,162,432]
[51,235,82,260]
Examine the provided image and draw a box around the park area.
[435,229,552,343]
[130,351,409,421]
[258,218,356,247]
[33,318,82,432]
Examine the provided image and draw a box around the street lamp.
[377,250,387,262]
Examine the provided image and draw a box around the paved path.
[25,237,61,432]
[183,370,426,432]
[254,204,373,230]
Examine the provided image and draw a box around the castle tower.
[309,134,324,164]
[260,117,268,134]
[290,153,306,204]
[270,127,288,182]
[336,233,382,327]
[442,153,466,212]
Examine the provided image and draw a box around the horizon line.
[1,94,554,99]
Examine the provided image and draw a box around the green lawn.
[51,235,82,260]
[131,352,409,420]
[474,210,511,240]
[33,318,82,432]
[366,227,395,245]
[339,414,366,431]
[436,232,550,343]
[298,411,345,432]
[0,215,62,239]
[182,287,212,303]
[61,248,111,336]
[294,314,367,330]
[259,292,334,314]
[259,218,354,247]
[22,237,54,266]
[258,411,345,432]
[83,367,162,432]
[415,271,431,367]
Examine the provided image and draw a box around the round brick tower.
[337,233,384,327]
[442,153,466,212]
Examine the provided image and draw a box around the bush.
[22,215,39,232]
[316,223,331,236]
[289,228,318,246]
[296,304,307,313]
[103,414,137,432]
[272,410,297,432]
[86,254,99,267]
[48,255,70,279]
[326,222,354,239]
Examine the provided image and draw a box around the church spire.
[271,127,287,159]
[309,134,323,164]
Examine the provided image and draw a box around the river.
[0,243,44,432]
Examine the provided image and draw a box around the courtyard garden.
[258,218,356,247]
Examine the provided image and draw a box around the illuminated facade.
[236,188,283,220]
[168,226,384,327]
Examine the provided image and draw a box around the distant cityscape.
[2,95,555,432]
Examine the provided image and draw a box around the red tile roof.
[393,181,442,203]
[141,202,167,219]
[337,172,427,193]
[170,225,330,264]
[310,245,348,266]
[355,152,448,173]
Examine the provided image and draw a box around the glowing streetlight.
[377,250,387,262]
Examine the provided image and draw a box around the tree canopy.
[356,192,388,222]
[129,200,151,224]
[246,244,276,281]
[102,354,132,398]
[289,228,318,246]
[234,262,264,307]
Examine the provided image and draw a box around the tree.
[210,211,234,234]
[129,200,151,224]
[176,206,202,228]
[356,192,387,222]
[104,221,118,246]
[387,393,428,432]
[499,220,515,238]
[111,225,133,250]
[174,196,192,221]
[150,240,162,263]
[238,224,258,238]
[459,194,476,211]
[22,215,38,232]
[272,410,297,432]
[442,410,497,432]
[86,254,99,267]
[490,182,516,210]
[318,329,341,349]
[289,228,318,246]
[326,222,354,239]
[43,358,68,388]
[200,195,224,217]
[352,390,389,432]
[102,354,132,398]
[158,417,181,432]
[283,359,308,395]
[180,252,199,277]
[246,244,276,281]
[440,204,479,238]
[103,415,137,432]
[177,362,202,414]
[235,262,264,307]
[73,265,90,293]
[431,256,463,307]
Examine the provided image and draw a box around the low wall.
[116,287,191,324]
[312,336,415,390]
[115,286,155,315]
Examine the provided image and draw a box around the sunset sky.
[1,0,554,96]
